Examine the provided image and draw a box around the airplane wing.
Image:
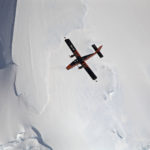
[65,39,82,58]
[81,61,97,80]
[65,39,76,53]
[66,59,97,80]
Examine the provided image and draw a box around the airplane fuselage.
[65,38,103,80]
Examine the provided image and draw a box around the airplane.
[65,38,103,81]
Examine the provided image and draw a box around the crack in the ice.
[0,128,53,150]
[13,67,22,97]
[31,126,53,150]
[112,128,124,140]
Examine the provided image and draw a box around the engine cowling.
[78,66,83,69]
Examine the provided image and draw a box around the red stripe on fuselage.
[74,50,81,57]
[66,62,80,70]
[84,53,96,61]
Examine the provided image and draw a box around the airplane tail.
[92,44,103,58]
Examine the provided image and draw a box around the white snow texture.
[0,0,150,150]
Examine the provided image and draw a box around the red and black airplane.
[65,38,103,80]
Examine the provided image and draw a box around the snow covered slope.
[0,0,150,150]
[0,0,23,144]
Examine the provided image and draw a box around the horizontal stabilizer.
[92,44,103,58]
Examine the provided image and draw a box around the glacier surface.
[0,0,150,150]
